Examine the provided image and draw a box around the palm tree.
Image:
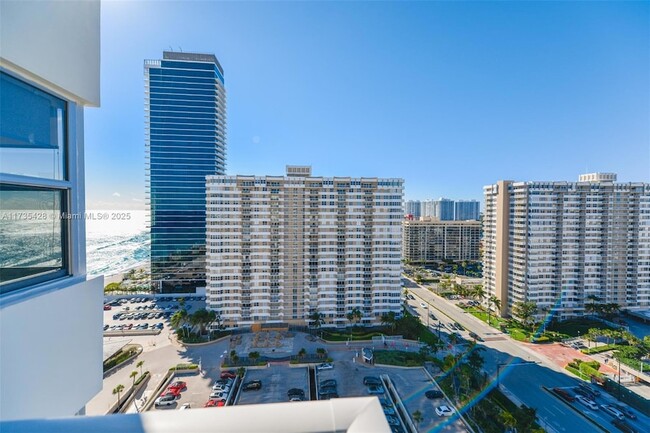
[308,310,324,333]
[412,410,423,425]
[346,307,362,328]
[472,285,486,304]
[316,347,327,359]
[171,309,189,337]
[513,301,537,330]
[487,295,501,326]
[500,411,517,432]
[298,348,307,360]
[248,351,260,364]
[178,297,186,310]
[136,360,144,376]
[584,295,601,317]
[381,311,397,333]
[130,370,138,387]
[112,384,125,405]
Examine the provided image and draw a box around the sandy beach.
[103,261,150,286]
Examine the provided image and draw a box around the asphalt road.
[404,279,605,433]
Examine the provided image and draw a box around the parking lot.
[237,366,310,405]
[316,360,469,433]
[103,296,206,336]
[148,371,214,411]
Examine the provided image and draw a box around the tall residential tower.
[483,173,650,319]
[206,166,404,327]
[145,51,226,293]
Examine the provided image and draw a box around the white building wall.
[0,277,103,420]
[0,0,101,106]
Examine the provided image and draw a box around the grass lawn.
[374,350,426,367]
[547,318,614,338]
[468,309,507,329]
[321,330,387,342]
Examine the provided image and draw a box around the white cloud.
[112,192,121,197]
[132,198,142,202]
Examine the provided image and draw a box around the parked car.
[160,388,180,398]
[612,403,637,420]
[103,304,112,310]
[317,362,334,371]
[367,385,385,395]
[168,381,187,392]
[155,394,176,407]
[454,322,464,331]
[209,390,227,399]
[363,376,381,386]
[435,405,455,417]
[468,332,483,342]
[288,388,305,398]
[103,325,109,331]
[611,419,639,433]
[204,399,225,408]
[601,404,625,420]
[425,390,444,399]
[319,386,338,395]
[429,313,437,321]
[420,302,427,309]
[319,392,339,400]
[320,379,337,388]
[574,387,597,401]
[179,403,191,410]
[220,370,237,379]
[578,382,600,396]
[552,387,575,402]
[242,380,262,391]
[576,395,598,410]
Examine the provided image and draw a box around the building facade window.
[0,71,71,294]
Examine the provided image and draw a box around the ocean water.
[86,210,150,277]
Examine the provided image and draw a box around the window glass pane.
[0,184,66,292]
[0,72,66,180]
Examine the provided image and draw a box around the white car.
[317,363,334,371]
[576,395,598,410]
[210,390,228,399]
[420,302,427,309]
[179,403,191,410]
[600,404,624,420]
[154,394,176,407]
[212,384,231,393]
[435,405,455,417]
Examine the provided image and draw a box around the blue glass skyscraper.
[145,51,226,293]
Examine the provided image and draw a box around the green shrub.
[170,363,198,371]
[134,371,149,386]
[103,347,138,372]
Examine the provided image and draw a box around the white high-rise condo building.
[483,173,650,320]
[404,199,421,218]
[0,0,102,420]
[206,166,404,327]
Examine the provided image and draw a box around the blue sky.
[85,1,649,210]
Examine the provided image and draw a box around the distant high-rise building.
[402,218,481,263]
[454,200,480,221]
[206,166,403,327]
[145,51,227,293]
[421,199,435,218]
[404,200,421,218]
[483,173,650,319]
[434,198,455,220]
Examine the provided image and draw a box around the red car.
[220,371,236,380]
[204,399,225,407]
[160,388,180,398]
[103,305,112,310]
[168,381,187,392]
